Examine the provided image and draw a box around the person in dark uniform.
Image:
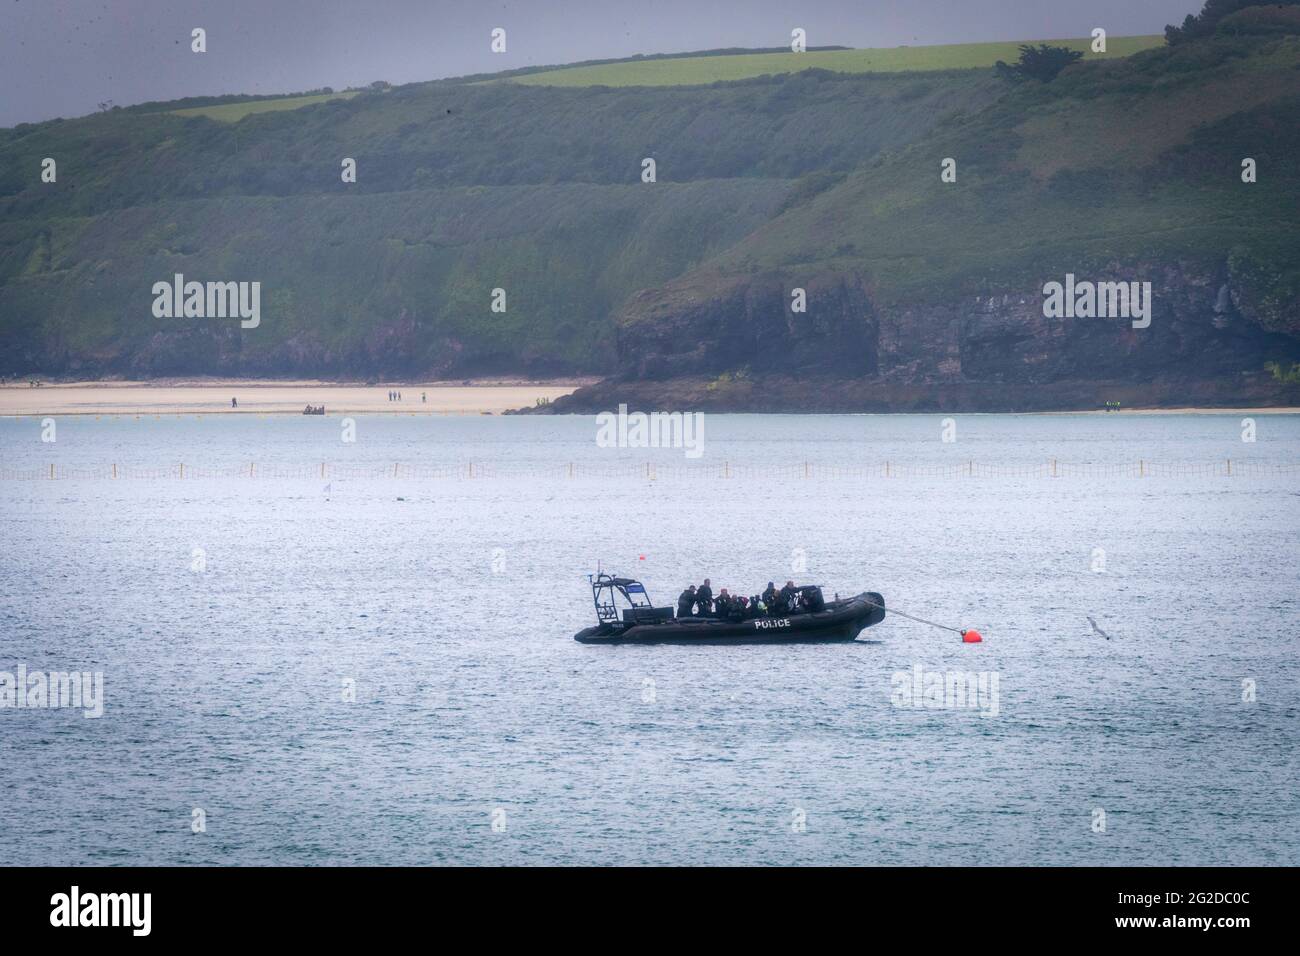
[715,589,733,618]
[677,585,697,619]
[778,580,798,614]
[695,579,713,617]
[761,581,778,613]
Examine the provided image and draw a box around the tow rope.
[861,596,982,643]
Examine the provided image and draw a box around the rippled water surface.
[1,412,1297,865]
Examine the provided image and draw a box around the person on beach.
[231,397,237,408]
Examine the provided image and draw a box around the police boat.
[574,572,886,645]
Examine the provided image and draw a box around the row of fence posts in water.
[12,458,1279,480]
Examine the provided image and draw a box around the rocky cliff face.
[612,272,878,381]
[541,258,1300,412]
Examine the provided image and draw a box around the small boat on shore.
[574,572,885,645]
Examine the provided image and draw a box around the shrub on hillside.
[1216,4,1300,35]
[993,45,1084,83]
[1166,0,1300,44]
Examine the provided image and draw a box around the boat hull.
[574,592,885,645]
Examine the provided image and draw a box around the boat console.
[589,572,674,627]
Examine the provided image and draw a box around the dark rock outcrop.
[536,258,1300,412]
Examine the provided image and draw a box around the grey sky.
[1,0,1203,127]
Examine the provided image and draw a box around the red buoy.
[961,629,983,643]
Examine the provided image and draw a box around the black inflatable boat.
[574,572,885,645]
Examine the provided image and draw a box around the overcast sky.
[1,0,1204,127]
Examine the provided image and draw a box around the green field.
[170,91,358,122]
[509,36,1163,87]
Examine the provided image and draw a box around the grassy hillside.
[510,36,1162,86]
[0,179,791,375]
[0,17,1295,386]
[630,33,1300,314]
[0,69,1000,220]
[169,91,359,122]
[0,64,1004,376]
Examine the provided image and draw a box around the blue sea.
[1,412,1297,865]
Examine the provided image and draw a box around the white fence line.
[2,459,1296,480]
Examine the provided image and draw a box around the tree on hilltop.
[994,44,1084,83]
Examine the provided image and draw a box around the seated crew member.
[677,585,697,619]
[715,589,733,618]
[695,579,713,617]
[778,580,798,614]
[761,582,778,612]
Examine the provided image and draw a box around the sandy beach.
[1,380,1295,417]
[0,379,588,416]
[1049,406,1300,415]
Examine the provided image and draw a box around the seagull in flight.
[1086,616,1111,640]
